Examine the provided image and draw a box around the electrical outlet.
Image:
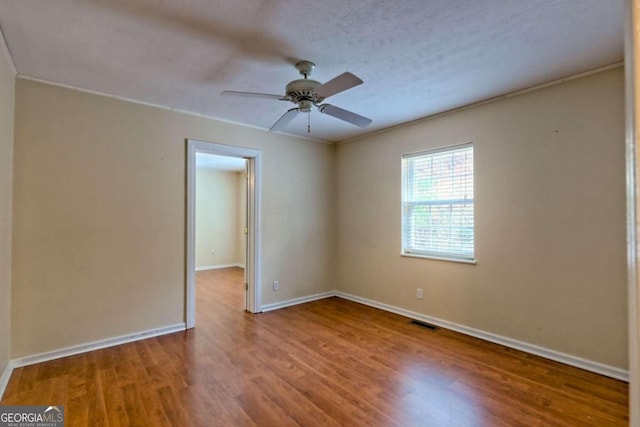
[211,250,215,255]
[273,280,280,291]
[416,288,423,299]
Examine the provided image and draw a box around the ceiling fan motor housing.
[285,79,323,106]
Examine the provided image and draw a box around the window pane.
[402,144,474,261]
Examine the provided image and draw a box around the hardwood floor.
[1,267,629,426]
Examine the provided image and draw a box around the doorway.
[186,139,262,328]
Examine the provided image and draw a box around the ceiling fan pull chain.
[308,112,311,133]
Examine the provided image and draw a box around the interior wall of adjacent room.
[0,40,14,379]
[335,67,627,369]
[11,78,335,358]
[195,168,243,268]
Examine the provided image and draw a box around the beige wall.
[0,49,14,375]
[195,168,244,268]
[11,79,335,357]
[7,65,628,372]
[336,68,628,368]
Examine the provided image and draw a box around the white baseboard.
[260,291,336,312]
[0,361,14,401]
[10,323,186,369]
[335,292,629,382]
[195,263,244,271]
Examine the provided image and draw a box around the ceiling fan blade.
[315,72,363,99]
[270,108,300,131]
[221,90,286,101]
[318,104,372,128]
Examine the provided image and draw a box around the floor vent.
[410,320,439,330]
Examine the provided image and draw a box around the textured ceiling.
[0,0,625,143]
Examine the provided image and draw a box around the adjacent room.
[194,152,248,309]
[0,0,638,425]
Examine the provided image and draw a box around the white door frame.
[186,139,262,328]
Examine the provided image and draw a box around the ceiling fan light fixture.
[298,100,313,113]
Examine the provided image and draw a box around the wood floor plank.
[85,369,108,427]
[100,367,130,427]
[1,267,629,425]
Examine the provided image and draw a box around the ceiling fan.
[221,60,372,132]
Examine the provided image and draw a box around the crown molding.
[0,25,17,76]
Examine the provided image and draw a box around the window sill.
[401,253,477,265]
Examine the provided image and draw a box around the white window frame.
[401,142,476,264]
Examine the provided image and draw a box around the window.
[402,143,474,262]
